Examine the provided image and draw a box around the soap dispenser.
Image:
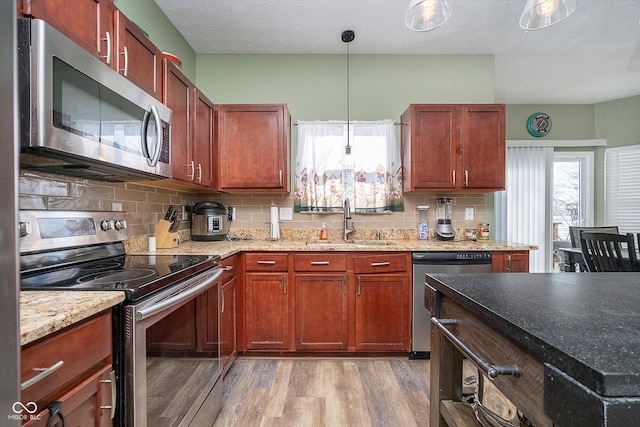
[319,223,328,240]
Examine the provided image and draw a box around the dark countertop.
[425,272,640,398]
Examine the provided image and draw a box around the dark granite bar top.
[425,272,640,398]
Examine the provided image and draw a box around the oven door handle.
[136,268,222,321]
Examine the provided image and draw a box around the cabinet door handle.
[196,163,202,183]
[310,261,330,265]
[452,170,456,187]
[370,261,390,267]
[99,370,117,419]
[120,46,128,76]
[279,170,283,187]
[256,260,276,265]
[432,318,521,379]
[343,275,347,295]
[188,161,195,180]
[102,31,111,65]
[283,274,287,294]
[357,276,361,295]
[21,360,64,390]
[464,169,469,187]
[507,255,512,273]
[221,289,225,313]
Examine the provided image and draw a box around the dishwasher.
[410,251,493,359]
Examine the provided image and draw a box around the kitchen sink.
[305,241,395,247]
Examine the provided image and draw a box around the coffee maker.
[436,197,455,240]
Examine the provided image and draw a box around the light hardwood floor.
[213,357,433,427]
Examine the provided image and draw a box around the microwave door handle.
[141,105,163,167]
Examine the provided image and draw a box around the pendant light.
[405,0,453,32]
[342,30,355,156]
[519,0,578,30]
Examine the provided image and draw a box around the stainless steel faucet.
[343,199,355,240]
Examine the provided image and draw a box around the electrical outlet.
[182,205,190,220]
[112,202,123,211]
[465,208,474,220]
[279,207,293,221]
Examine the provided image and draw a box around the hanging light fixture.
[519,0,578,30]
[342,30,355,156]
[405,0,453,32]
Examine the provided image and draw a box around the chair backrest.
[569,226,619,249]
[579,232,639,272]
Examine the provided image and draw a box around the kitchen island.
[425,272,640,427]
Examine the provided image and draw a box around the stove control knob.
[100,220,113,231]
[114,219,127,230]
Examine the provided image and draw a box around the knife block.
[153,219,179,249]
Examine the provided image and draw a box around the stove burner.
[77,269,157,285]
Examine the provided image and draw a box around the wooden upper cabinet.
[164,60,193,183]
[164,60,214,188]
[216,104,291,192]
[22,0,101,57]
[401,104,505,192]
[115,10,163,100]
[192,88,215,188]
[21,0,162,100]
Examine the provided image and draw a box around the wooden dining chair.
[569,226,619,249]
[579,232,640,272]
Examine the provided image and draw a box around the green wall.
[114,0,196,80]
[195,54,495,122]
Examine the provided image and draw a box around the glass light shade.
[405,0,453,32]
[519,0,578,30]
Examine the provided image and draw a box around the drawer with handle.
[353,253,409,274]
[293,253,347,272]
[21,312,112,410]
[244,253,289,271]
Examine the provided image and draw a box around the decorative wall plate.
[526,112,552,137]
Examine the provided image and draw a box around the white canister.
[148,236,157,252]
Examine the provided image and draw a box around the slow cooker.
[191,201,228,241]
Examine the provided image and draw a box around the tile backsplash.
[19,170,488,239]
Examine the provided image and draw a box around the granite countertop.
[425,272,640,398]
[126,238,537,257]
[20,291,125,346]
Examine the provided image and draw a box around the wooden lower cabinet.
[244,272,290,350]
[242,252,411,353]
[21,312,115,426]
[492,251,530,272]
[221,276,237,372]
[295,274,348,350]
[355,274,411,351]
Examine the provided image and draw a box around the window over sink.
[294,120,404,213]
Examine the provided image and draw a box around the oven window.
[144,288,221,425]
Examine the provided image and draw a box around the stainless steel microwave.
[18,19,172,182]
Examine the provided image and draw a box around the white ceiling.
[154,0,640,104]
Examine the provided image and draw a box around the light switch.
[465,208,474,220]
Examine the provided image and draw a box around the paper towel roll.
[270,206,280,240]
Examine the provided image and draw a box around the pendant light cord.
[342,30,354,155]
[346,40,351,154]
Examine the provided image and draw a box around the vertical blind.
[605,145,640,233]
[495,146,553,272]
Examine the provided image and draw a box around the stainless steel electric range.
[19,210,223,427]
